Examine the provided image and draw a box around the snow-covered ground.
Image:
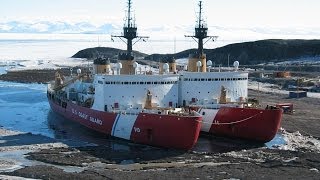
[5,58,90,71]
[248,81,320,99]
[278,128,320,152]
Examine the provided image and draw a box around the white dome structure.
[133,62,138,68]
[233,61,239,71]
[76,69,81,76]
[196,61,202,72]
[207,60,212,67]
[163,63,170,74]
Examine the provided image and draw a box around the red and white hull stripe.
[199,107,283,142]
[111,113,138,140]
[48,99,202,150]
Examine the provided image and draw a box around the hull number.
[134,127,140,133]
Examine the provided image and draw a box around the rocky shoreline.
[0,68,81,84]
[0,69,320,179]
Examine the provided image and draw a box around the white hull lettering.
[71,108,103,126]
[90,117,103,125]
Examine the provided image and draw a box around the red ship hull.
[48,98,202,150]
[201,107,283,142]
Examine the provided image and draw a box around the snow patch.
[278,129,320,152]
[6,58,90,71]
[248,80,320,99]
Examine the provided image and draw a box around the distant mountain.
[0,21,118,34]
[145,39,320,65]
[72,47,148,61]
[2,20,320,39]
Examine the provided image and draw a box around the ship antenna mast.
[111,0,149,57]
[185,1,218,57]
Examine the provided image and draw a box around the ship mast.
[185,1,217,58]
[111,0,148,58]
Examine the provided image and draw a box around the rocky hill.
[72,39,320,65]
[72,47,148,61]
[145,39,320,65]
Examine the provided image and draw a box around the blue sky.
[0,0,319,28]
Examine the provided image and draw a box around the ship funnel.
[159,57,176,74]
[169,58,177,73]
[93,57,111,74]
[187,54,206,72]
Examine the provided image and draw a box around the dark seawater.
[0,80,285,152]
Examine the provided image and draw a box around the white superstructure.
[179,71,248,106]
[63,64,248,113]
[92,74,180,112]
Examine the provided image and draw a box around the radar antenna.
[185,1,218,57]
[111,0,149,58]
